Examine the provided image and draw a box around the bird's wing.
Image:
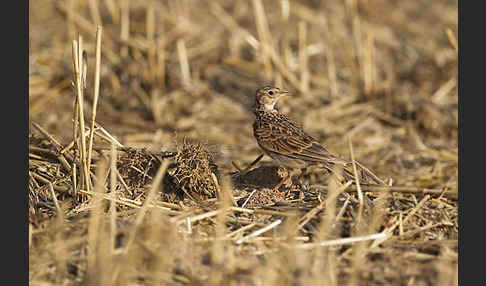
[254,113,345,164]
[254,113,385,184]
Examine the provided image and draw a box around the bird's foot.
[295,181,309,191]
[288,181,308,200]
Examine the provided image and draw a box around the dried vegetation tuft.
[165,140,220,202]
[29,0,457,285]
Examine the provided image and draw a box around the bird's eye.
[268,91,274,95]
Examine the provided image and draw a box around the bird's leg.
[288,168,307,199]
[297,168,307,190]
[272,172,292,192]
[296,168,307,182]
[239,154,264,176]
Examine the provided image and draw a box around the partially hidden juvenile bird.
[252,86,384,190]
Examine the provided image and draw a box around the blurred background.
[29,0,458,284]
[29,1,457,182]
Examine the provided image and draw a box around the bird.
[252,85,384,191]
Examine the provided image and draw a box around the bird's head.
[254,86,289,111]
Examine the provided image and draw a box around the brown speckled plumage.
[252,86,383,185]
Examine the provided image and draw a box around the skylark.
[252,86,384,190]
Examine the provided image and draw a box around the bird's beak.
[281,90,290,97]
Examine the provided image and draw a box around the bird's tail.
[321,160,385,185]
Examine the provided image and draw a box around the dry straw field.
[29,0,458,285]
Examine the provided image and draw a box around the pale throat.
[263,100,278,111]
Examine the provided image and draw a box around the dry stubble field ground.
[29,0,458,285]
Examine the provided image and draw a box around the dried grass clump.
[29,131,73,226]
[117,147,161,190]
[240,187,287,208]
[166,141,219,202]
